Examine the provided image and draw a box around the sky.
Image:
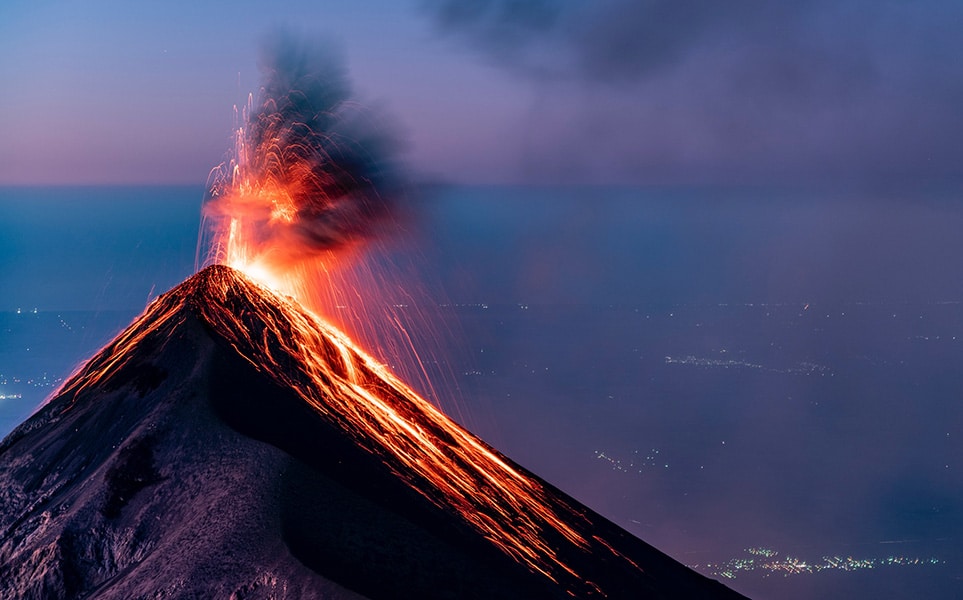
[2,0,963,186]
[2,5,963,598]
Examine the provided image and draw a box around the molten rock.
[0,266,746,599]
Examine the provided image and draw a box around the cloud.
[424,1,963,183]
[423,1,820,83]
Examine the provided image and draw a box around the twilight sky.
[1,0,962,186]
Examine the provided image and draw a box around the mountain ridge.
[0,265,748,599]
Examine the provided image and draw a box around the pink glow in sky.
[3,0,963,186]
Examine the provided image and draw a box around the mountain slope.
[0,265,747,599]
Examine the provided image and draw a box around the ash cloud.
[424,1,963,184]
[426,0,561,70]
[567,2,816,85]
[204,32,401,266]
[425,0,805,83]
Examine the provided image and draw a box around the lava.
[184,34,640,595]
[198,33,399,309]
[59,266,648,596]
[194,34,437,399]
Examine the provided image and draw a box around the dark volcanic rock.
[0,266,748,599]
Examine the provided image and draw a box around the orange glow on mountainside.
[57,266,646,596]
[150,41,650,594]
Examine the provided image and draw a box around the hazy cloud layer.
[424,0,963,183]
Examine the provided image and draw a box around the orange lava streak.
[62,266,625,592]
[74,62,636,582]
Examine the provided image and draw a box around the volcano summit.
[0,266,746,599]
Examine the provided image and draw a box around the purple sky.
[2,0,962,186]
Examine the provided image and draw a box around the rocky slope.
[0,265,747,599]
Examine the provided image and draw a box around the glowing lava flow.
[58,266,648,596]
[178,39,642,594]
[192,267,591,588]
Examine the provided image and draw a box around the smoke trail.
[201,31,401,271]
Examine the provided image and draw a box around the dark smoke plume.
[202,31,401,267]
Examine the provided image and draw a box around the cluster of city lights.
[594,449,669,473]
[0,373,60,389]
[664,354,832,375]
[690,547,943,580]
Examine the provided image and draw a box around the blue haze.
[1,185,962,599]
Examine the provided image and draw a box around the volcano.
[0,265,746,599]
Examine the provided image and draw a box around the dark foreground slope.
[0,266,747,600]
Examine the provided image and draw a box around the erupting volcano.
[0,266,746,599]
[197,32,402,318]
[0,34,746,599]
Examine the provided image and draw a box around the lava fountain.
[192,33,619,591]
[197,33,455,412]
[198,33,401,314]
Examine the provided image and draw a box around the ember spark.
[185,34,641,594]
[198,33,399,308]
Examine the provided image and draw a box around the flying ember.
[191,34,628,592]
[199,32,400,305]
